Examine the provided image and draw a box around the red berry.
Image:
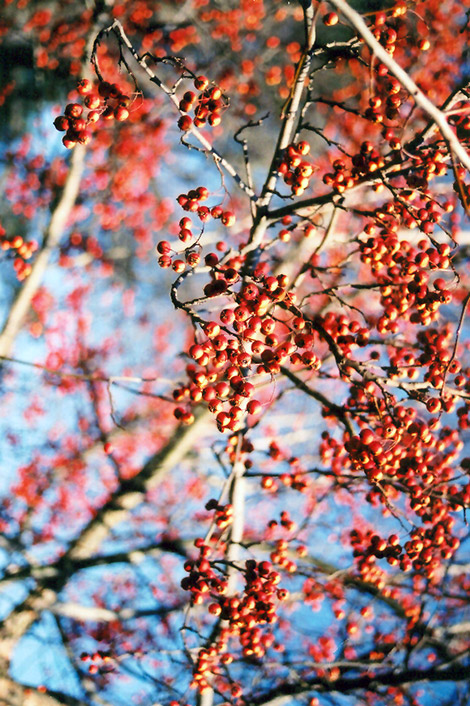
[323,12,339,26]
[65,103,83,118]
[98,81,112,97]
[77,78,93,95]
[102,106,115,120]
[114,106,129,121]
[194,75,209,90]
[77,130,91,145]
[178,115,193,131]
[221,211,236,227]
[157,240,171,254]
[84,94,100,110]
[208,112,221,127]
[62,135,77,149]
[53,116,69,131]
[87,110,100,123]
[247,400,261,415]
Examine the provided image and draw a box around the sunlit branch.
[258,2,318,209]
[328,0,470,172]
[244,3,319,257]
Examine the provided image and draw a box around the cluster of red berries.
[322,129,399,196]
[359,7,410,124]
[351,140,387,178]
[362,4,431,127]
[171,328,262,433]
[176,185,210,215]
[351,513,460,584]
[373,12,402,53]
[80,650,114,674]
[268,538,298,574]
[451,103,470,141]
[350,529,402,589]
[341,411,465,581]
[184,552,286,695]
[358,199,453,333]
[175,187,235,226]
[0,225,38,281]
[322,158,357,194]
[177,75,228,131]
[169,258,348,432]
[54,78,131,148]
[181,539,227,606]
[261,471,308,493]
[278,141,315,196]
[260,442,309,493]
[366,77,405,124]
[314,311,370,356]
[366,329,461,414]
[406,147,448,191]
[156,187,235,274]
[205,498,233,529]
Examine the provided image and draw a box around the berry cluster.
[359,7,416,125]
[278,141,315,196]
[261,471,308,494]
[260,442,309,494]
[358,198,453,333]
[350,529,400,589]
[452,104,470,141]
[181,539,227,606]
[156,187,235,274]
[0,225,38,281]
[176,187,235,225]
[205,498,233,529]
[350,514,460,584]
[177,75,228,131]
[350,141,387,178]
[183,550,286,695]
[269,538,298,574]
[53,79,131,148]
[322,157,357,194]
[343,410,464,582]
[169,256,360,433]
[80,650,114,674]
[406,147,448,191]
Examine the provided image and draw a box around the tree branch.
[0,145,86,359]
[328,0,470,172]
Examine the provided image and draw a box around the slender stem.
[106,21,255,200]
[244,2,318,256]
